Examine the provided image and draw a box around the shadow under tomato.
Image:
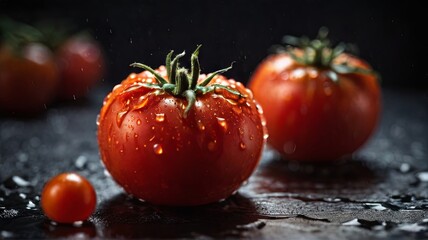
[92,193,263,238]
[248,149,380,194]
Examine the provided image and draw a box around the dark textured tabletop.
[1,86,428,239]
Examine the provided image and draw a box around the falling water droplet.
[155,113,165,122]
[216,117,227,131]
[153,144,163,155]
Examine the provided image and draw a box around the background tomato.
[56,35,104,100]
[97,48,266,206]
[0,43,59,115]
[249,29,381,162]
[41,173,96,223]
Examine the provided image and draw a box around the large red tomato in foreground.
[98,46,266,206]
[0,43,58,115]
[56,35,104,100]
[249,29,380,162]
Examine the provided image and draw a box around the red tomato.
[0,43,59,115]
[41,173,96,223]
[56,35,104,100]
[97,47,266,206]
[249,29,381,162]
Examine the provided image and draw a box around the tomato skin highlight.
[56,35,104,100]
[0,43,59,115]
[249,53,380,161]
[97,67,266,206]
[41,173,96,224]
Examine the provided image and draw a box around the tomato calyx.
[278,27,378,82]
[130,45,244,117]
[0,17,45,55]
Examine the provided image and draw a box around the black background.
[0,0,426,88]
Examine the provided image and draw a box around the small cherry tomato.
[249,28,381,162]
[41,173,96,223]
[97,46,266,206]
[56,35,104,100]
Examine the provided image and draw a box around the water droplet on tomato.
[208,140,217,151]
[256,103,264,115]
[153,144,163,155]
[245,88,254,98]
[216,117,227,131]
[280,72,289,80]
[308,69,319,78]
[263,133,269,140]
[323,81,333,96]
[291,68,306,80]
[96,114,100,126]
[232,106,242,114]
[132,95,149,110]
[227,98,239,106]
[149,135,155,142]
[238,128,244,135]
[155,113,165,122]
[283,141,296,154]
[113,84,122,91]
[240,142,246,150]
[250,135,254,140]
[129,73,136,79]
[116,110,128,127]
[196,120,205,131]
[136,119,142,125]
[134,133,138,138]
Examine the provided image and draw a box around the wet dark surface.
[1,86,428,239]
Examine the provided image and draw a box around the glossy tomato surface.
[0,43,59,115]
[98,67,266,206]
[249,53,380,161]
[41,173,96,223]
[57,35,104,100]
